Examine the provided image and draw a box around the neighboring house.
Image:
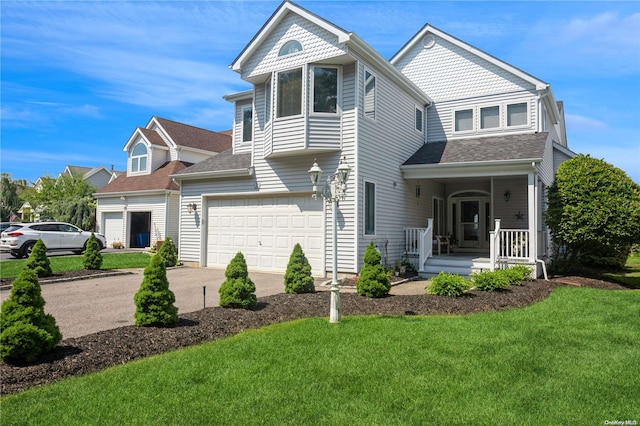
[95,117,231,248]
[172,1,574,277]
[61,165,121,190]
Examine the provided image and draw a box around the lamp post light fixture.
[308,156,351,323]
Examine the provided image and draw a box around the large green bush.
[284,243,315,294]
[472,270,511,292]
[357,242,391,298]
[83,233,103,270]
[546,154,640,271]
[502,265,533,285]
[427,272,470,297]
[133,254,179,327]
[24,239,52,277]
[0,269,62,362]
[157,237,179,267]
[219,252,257,309]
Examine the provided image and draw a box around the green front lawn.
[0,252,151,279]
[2,286,638,425]
[603,255,640,289]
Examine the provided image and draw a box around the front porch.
[405,219,546,279]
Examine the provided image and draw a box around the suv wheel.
[21,242,35,258]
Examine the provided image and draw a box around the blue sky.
[1,1,639,184]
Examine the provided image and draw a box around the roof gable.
[95,161,192,194]
[231,1,350,74]
[391,24,548,92]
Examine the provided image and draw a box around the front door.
[460,200,480,248]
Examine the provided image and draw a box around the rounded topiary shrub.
[83,233,103,270]
[134,254,179,327]
[284,243,315,294]
[357,241,391,298]
[157,237,178,267]
[471,270,510,292]
[0,269,62,362]
[219,252,257,309]
[427,272,470,297]
[25,239,52,278]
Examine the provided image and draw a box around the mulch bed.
[0,275,631,395]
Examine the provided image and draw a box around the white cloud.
[565,113,608,131]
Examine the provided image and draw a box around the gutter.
[170,167,254,181]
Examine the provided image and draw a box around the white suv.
[0,222,107,258]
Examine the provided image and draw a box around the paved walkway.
[0,267,428,339]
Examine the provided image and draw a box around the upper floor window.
[131,143,148,173]
[277,68,302,118]
[480,106,500,129]
[364,70,376,120]
[279,40,303,56]
[507,102,528,127]
[313,67,338,114]
[415,107,424,132]
[455,109,473,132]
[242,106,253,142]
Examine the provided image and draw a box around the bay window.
[277,68,303,118]
[313,67,338,113]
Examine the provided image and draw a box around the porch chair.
[433,235,450,255]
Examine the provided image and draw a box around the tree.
[25,240,53,277]
[284,243,315,294]
[1,173,27,221]
[356,241,391,298]
[157,237,178,267]
[83,233,103,270]
[0,269,62,362]
[133,254,179,327]
[219,252,257,309]
[21,174,97,229]
[546,154,640,271]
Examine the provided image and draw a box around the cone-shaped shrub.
[219,252,257,309]
[157,237,178,267]
[357,241,391,298]
[134,254,179,327]
[0,269,62,362]
[284,243,315,294]
[25,239,52,278]
[83,233,103,270]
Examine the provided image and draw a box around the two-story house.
[95,117,231,248]
[173,1,573,278]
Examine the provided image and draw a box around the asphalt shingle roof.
[176,149,251,176]
[154,117,232,152]
[96,161,192,193]
[403,133,548,166]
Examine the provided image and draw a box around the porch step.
[419,255,491,279]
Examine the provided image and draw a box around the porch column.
[527,171,537,263]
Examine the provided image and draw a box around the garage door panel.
[103,212,124,245]
[207,196,324,274]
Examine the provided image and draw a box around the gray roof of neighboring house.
[403,133,548,166]
[175,149,251,176]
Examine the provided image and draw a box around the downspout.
[530,162,548,280]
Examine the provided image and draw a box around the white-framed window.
[480,105,500,129]
[364,181,376,235]
[131,142,148,173]
[415,106,424,132]
[277,67,303,118]
[265,79,272,123]
[507,102,528,127]
[312,66,339,114]
[242,105,253,142]
[278,40,303,57]
[364,69,376,120]
[454,109,473,132]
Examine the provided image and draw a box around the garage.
[102,212,123,246]
[206,195,324,274]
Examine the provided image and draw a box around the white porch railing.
[490,219,530,271]
[404,218,433,272]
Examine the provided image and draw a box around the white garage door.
[206,196,324,274]
[102,212,124,246]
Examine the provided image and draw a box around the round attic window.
[422,34,436,49]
